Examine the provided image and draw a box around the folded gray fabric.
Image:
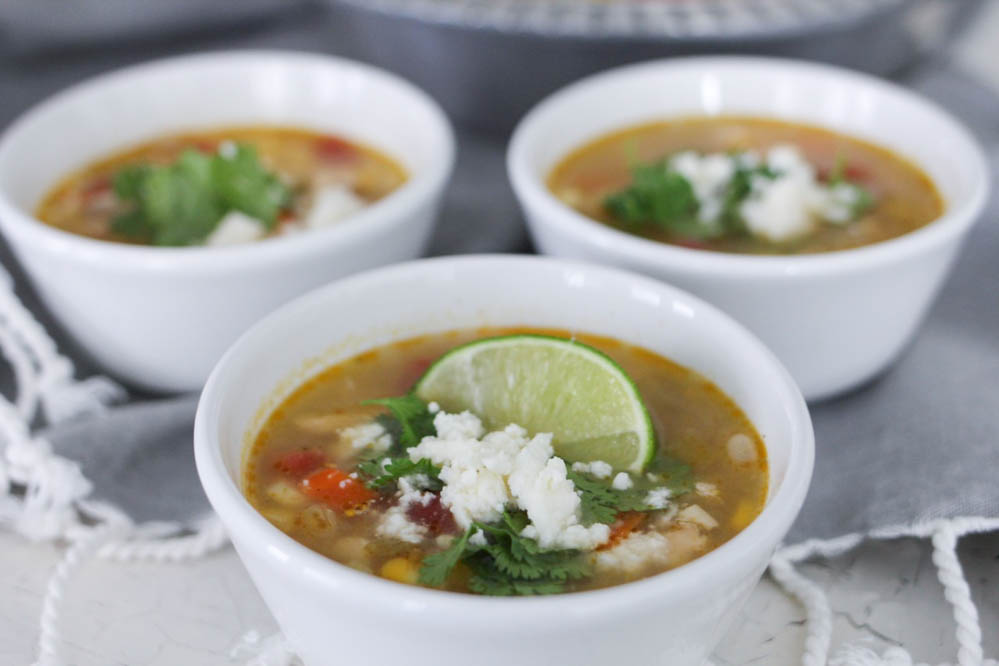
[2,15,994,545]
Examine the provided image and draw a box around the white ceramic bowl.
[194,255,813,666]
[508,56,989,401]
[0,51,454,392]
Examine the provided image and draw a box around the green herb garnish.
[605,160,701,232]
[363,395,436,450]
[419,526,475,587]
[356,395,441,491]
[111,144,291,246]
[418,511,592,596]
[357,456,443,492]
[604,150,874,240]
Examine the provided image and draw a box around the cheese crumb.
[341,421,392,454]
[375,476,434,544]
[205,210,265,246]
[304,184,366,229]
[645,487,671,509]
[571,460,613,479]
[611,472,633,490]
[408,410,611,551]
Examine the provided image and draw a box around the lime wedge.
[412,335,655,473]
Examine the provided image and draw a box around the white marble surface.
[3,3,999,665]
[1,530,996,665]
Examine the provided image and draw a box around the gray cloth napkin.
[0,8,995,543]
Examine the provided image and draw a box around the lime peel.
[412,334,655,473]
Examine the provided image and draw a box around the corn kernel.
[380,557,419,585]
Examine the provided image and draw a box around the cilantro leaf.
[719,163,777,230]
[605,160,700,232]
[357,456,442,492]
[645,455,695,497]
[138,150,223,246]
[363,395,435,450]
[109,143,292,246]
[212,144,291,228]
[567,470,621,525]
[465,555,568,597]
[419,511,591,595]
[568,458,694,526]
[419,526,474,587]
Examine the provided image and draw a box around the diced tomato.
[315,136,359,163]
[82,176,111,200]
[672,238,708,250]
[599,512,646,551]
[842,164,870,182]
[194,140,217,154]
[274,449,325,479]
[406,494,458,535]
[300,466,377,512]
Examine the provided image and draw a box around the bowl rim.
[194,254,814,618]
[507,55,991,280]
[0,49,455,275]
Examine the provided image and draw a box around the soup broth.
[548,116,943,255]
[245,328,768,595]
[37,126,406,246]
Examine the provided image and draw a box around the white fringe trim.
[772,517,999,666]
[0,268,228,666]
[0,265,994,666]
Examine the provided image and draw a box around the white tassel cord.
[772,517,999,666]
[1,266,997,666]
[0,268,229,666]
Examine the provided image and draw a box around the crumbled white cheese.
[217,140,237,159]
[304,184,366,229]
[817,182,864,224]
[408,410,611,551]
[375,475,434,544]
[611,472,633,491]
[469,528,488,547]
[376,506,426,544]
[341,422,392,454]
[593,531,670,574]
[645,487,672,509]
[571,460,613,479]
[671,150,735,225]
[677,504,719,531]
[667,143,865,243]
[509,436,610,550]
[205,210,266,246]
[739,144,863,242]
[428,402,441,414]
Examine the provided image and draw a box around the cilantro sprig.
[568,456,694,526]
[111,143,292,246]
[356,395,440,491]
[418,511,592,596]
[363,395,436,450]
[604,150,874,240]
[357,457,443,492]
